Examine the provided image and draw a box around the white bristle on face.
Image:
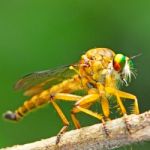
[123,60,132,82]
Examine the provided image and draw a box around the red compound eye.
[113,62,121,71]
[113,54,126,72]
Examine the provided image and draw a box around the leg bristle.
[3,111,17,121]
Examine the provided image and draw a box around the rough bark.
[1,111,150,150]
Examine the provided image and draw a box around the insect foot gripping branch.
[3,48,140,145]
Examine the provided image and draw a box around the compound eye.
[113,54,126,72]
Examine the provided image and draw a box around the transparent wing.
[14,65,77,96]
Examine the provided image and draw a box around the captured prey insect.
[3,48,140,144]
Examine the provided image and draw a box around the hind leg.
[49,93,82,144]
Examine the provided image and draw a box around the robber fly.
[3,48,140,144]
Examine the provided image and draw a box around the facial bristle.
[123,59,137,84]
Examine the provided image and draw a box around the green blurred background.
[0,0,150,149]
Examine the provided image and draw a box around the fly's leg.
[106,87,139,114]
[71,103,92,129]
[71,108,81,129]
[96,83,111,120]
[71,94,103,126]
[114,90,139,133]
[106,87,140,134]
[75,106,103,120]
[50,99,69,145]
[71,93,110,137]
[73,105,110,137]
[116,93,127,115]
[101,96,110,121]
[117,90,139,114]
[98,96,111,136]
[50,93,82,144]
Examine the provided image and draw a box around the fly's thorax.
[79,48,116,88]
[85,48,115,59]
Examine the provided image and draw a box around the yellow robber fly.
[3,48,140,144]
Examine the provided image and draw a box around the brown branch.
[1,111,150,150]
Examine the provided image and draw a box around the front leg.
[105,87,139,114]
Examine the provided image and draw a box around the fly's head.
[113,53,137,86]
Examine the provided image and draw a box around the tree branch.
[1,111,150,150]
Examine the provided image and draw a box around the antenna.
[130,53,142,60]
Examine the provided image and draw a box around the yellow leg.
[74,105,111,137]
[48,93,82,125]
[72,105,111,136]
[106,87,139,114]
[50,100,69,126]
[51,92,104,143]
[117,90,139,114]
[50,93,83,125]
[70,93,101,128]
[71,103,92,129]
[54,93,82,101]
[71,112,81,129]
[73,93,103,121]
[49,93,83,144]
[75,94,99,106]
[74,96,111,137]
[101,96,110,119]
[96,83,111,119]
[50,92,83,129]
[116,93,127,115]
[50,100,69,144]
[76,106,103,120]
